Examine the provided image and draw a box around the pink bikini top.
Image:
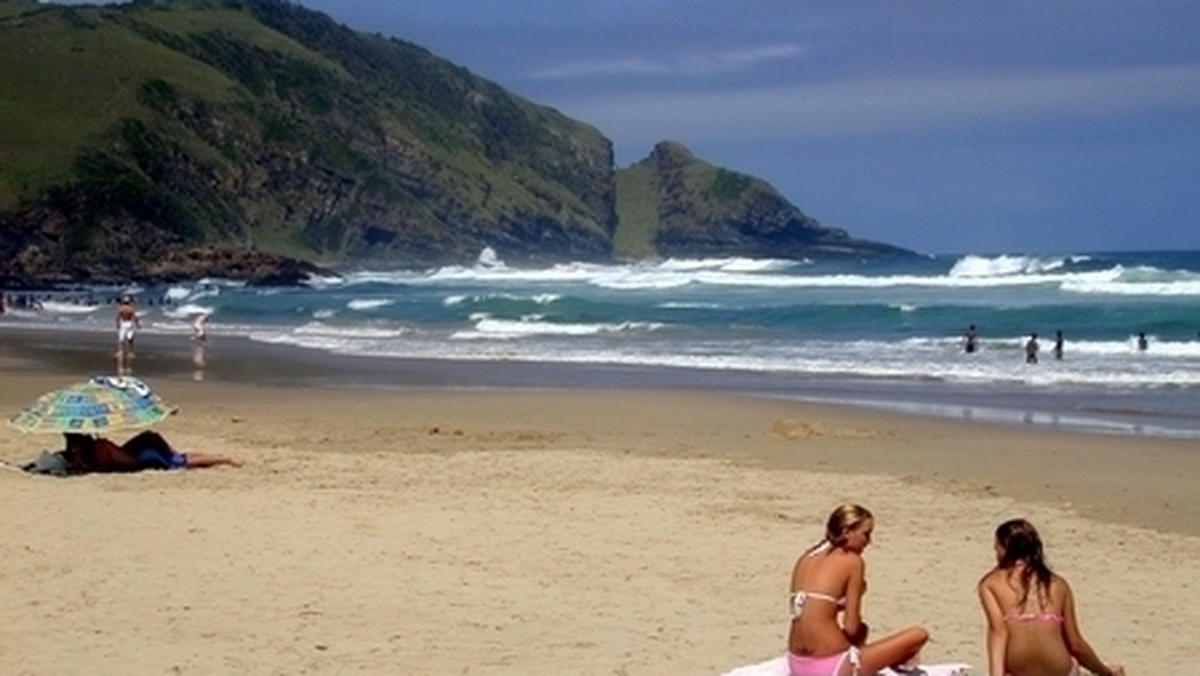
[1004,610,1064,624]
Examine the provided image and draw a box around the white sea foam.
[657,256,800,272]
[658,301,722,309]
[37,301,101,315]
[293,322,408,339]
[949,254,1070,277]
[329,255,1192,298]
[161,303,216,319]
[450,317,663,340]
[164,286,192,301]
[443,292,562,306]
[1060,277,1200,296]
[239,321,1200,393]
[302,273,346,289]
[347,298,395,311]
[477,246,506,269]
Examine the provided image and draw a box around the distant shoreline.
[3,321,1197,441]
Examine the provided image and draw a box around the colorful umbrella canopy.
[8,376,177,434]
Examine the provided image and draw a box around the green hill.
[614,141,910,260]
[0,0,909,286]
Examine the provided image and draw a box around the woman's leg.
[182,451,243,468]
[856,626,929,674]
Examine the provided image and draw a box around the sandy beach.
[2,362,1199,674]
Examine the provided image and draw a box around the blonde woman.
[977,518,1124,676]
[787,503,929,676]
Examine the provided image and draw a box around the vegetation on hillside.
[0,0,615,283]
[0,0,909,286]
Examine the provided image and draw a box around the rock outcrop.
[614,142,911,260]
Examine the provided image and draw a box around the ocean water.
[4,248,1199,438]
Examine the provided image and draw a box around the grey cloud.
[559,64,1200,143]
[529,43,805,80]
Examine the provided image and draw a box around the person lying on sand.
[978,518,1124,676]
[61,431,242,473]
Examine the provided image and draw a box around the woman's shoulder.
[977,567,1012,592]
[1048,573,1073,598]
[795,547,862,575]
[824,548,865,576]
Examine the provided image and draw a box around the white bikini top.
[789,541,845,618]
[789,589,844,618]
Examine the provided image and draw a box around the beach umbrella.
[8,375,178,434]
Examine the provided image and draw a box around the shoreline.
[3,334,1199,537]
[2,322,1197,441]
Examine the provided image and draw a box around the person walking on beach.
[963,324,979,354]
[191,312,209,343]
[1024,334,1039,364]
[786,503,929,676]
[978,518,1124,676]
[115,295,140,365]
[1052,330,1064,361]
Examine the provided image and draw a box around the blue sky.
[68,1,1200,254]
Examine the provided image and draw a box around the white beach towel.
[720,654,973,676]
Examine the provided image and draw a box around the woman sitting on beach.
[63,431,242,473]
[977,518,1124,676]
[787,503,929,676]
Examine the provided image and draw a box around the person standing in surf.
[1024,334,1039,364]
[963,324,979,354]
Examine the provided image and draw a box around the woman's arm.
[1060,579,1122,676]
[977,576,1009,676]
[841,554,866,642]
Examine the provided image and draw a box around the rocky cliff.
[614,142,910,260]
[0,0,910,288]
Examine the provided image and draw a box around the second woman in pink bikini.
[977,518,1124,676]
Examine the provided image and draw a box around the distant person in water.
[1136,332,1148,352]
[963,324,979,354]
[1025,334,1039,364]
[1052,330,1064,360]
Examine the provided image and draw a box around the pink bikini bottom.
[1007,660,1079,676]
[787,648,860,676]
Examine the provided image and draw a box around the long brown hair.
[995,518,1054,607]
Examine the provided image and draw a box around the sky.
[65,1,1200,254]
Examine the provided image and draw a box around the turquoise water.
[5,248,1199,437]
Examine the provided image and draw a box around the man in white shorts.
[115,295,140,361]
